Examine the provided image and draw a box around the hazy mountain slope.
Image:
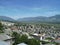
[0,15,60,23]
[0,16,15,21]
[17,15,60,22]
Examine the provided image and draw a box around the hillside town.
[0,0,60,45]
[0,21,60,45]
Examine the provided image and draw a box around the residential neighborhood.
[0,0,60,45]
[0,21,60,45]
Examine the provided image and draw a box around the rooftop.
[0,33,12,41]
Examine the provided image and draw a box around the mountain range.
[0,16,15,22]
[18,15,60,23]
[0,15,60,23]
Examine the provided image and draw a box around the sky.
[0,0,60,19]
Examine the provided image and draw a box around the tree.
[27,39,40,45]
[12,32,40,45]
[12,32,21,45]
[19,35,28,43]
[0,22,4,33]
[12,32,28,45]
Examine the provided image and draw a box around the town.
[0,0,60,45]
[0,21,60,45]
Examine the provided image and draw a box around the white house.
[32,33,46,40]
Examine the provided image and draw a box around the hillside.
[0,16,15,22]
[18,15,60,23]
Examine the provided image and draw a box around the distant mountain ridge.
[18,15,60,22]
[0,16,15,21]
[0,15,60,23]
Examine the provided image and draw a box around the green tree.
[12,32,21,45]
[19,34,28,44]
[12,32,40,45]
[0,22,4,33]
[12,32,28,45]
[27,39,40,45]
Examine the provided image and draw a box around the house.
[53,36,60,45]
[32,33,46,40]
[0,33,13,45]
[1,21,14,26]
[55,36,60,45]
[4,29,13,36]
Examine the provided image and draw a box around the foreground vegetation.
[0,22,4,33]
[12,32,40,45]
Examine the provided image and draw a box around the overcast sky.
[0,0,60,19]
